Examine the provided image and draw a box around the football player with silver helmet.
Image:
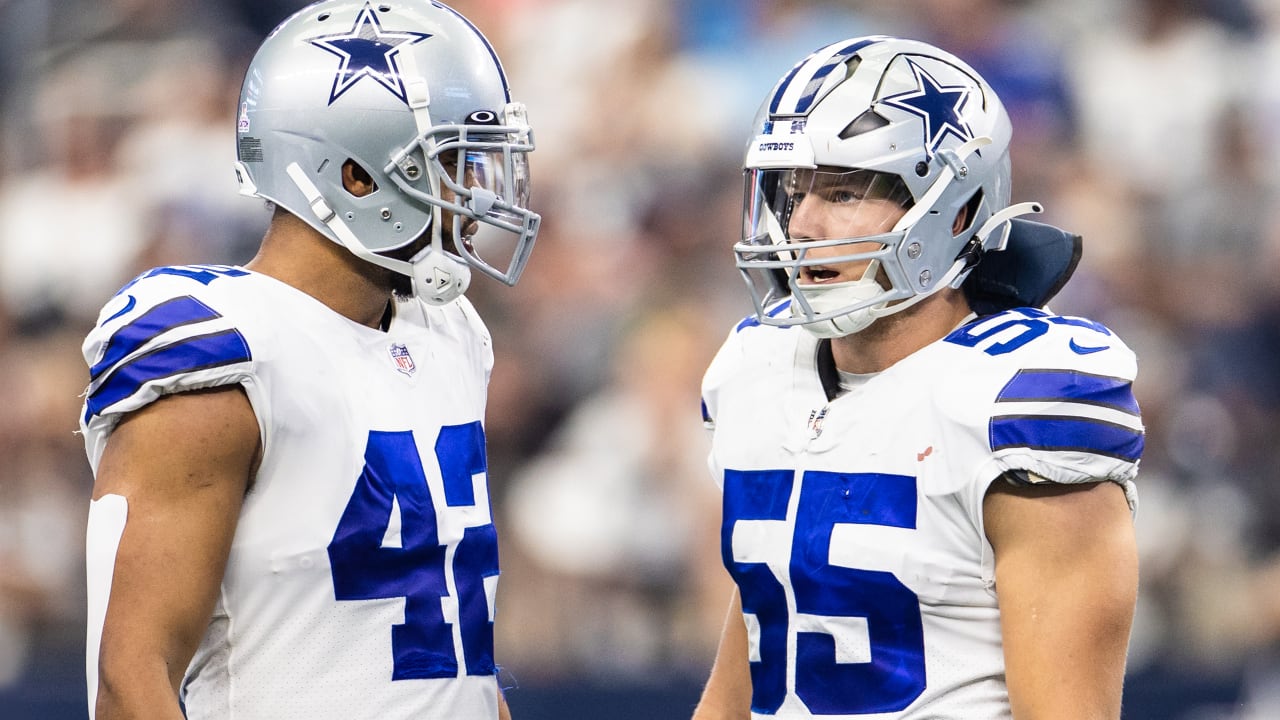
[697,37,1142,719]
[81,2,537,719]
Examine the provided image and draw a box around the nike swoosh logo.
[104,294,137,324]
[1069,338,1110,355]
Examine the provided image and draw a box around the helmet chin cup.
[793,270,887,339]
[413,251,472,306]
[803,306,877,339]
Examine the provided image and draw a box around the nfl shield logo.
[388,343,416,376]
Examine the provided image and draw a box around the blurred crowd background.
[1,0,1279,717]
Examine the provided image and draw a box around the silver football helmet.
[737,36,1040,336]
[234,0,540,305]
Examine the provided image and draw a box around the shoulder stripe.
[90,296,224,381]
[736,300,793,332]
[84,329,252,422]
[996,370,1139,416]
[990,414,1144,462]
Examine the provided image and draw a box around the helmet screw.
[907,242,922,259]
[915,161,929,177]
[919,269,932,287]
[401,156,422,180]
[380,208,392,220]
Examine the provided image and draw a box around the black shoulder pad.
[963,218,1083,316]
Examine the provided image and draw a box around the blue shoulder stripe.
[735,300,793,332]
[90,296,224,381]
[990,415,1144,463]
[84,329,252,422]
[996,370,1140,416]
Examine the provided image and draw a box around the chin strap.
[397,51,473,305]
[285,162,410,278]
[872,200,1045,320]
[848,204,1043,332]
[972,201,1043,254]
[943,200,1045,292]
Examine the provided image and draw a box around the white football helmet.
[234,0,540,305]
[736,36,1041,336]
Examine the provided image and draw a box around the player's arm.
[692,589,752,719]
[90,387,260,719]
[983,477,1137,720]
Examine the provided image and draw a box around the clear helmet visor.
[737,167,914,318]
[387,111,541,287]
[437,118,539,285]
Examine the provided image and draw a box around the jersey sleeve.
[951,309,1144,510]
[79,267,257,467]
[701,319,754,431]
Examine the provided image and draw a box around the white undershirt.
[837,369,880,393]
[834,313,978,394]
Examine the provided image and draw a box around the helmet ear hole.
[341,159,378,198]
[954,190,984,236]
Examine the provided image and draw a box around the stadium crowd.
[0,0,1278,717]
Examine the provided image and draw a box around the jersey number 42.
[329,425,498,680]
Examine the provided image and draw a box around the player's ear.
[952,205,969,235]
[341,160,377,197]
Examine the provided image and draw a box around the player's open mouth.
[802,266,842,283]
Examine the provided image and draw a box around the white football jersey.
[701,307,1142,719]
[81,265,502,720]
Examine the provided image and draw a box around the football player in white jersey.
[694,37,1142,719]
[80,2,540,718]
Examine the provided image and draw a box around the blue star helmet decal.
[308,2,432,106]
[880,59,976,156]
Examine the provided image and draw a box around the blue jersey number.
[723,469,925,715]
[328,424,499,680]
[945,307,1111,356]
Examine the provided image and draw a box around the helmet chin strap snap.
[410,248,471,306]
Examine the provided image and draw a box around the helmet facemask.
[384,103,540,292]
[738,167,917,337]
